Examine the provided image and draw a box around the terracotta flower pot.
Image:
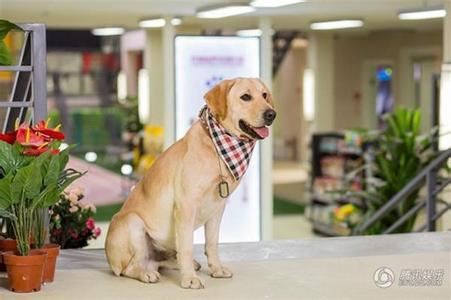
[42,243,60,283]
[0,239,18,272]
[3,250,47,293]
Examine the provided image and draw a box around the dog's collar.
[198,105,256,182]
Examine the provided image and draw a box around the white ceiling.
[0,0,446,32]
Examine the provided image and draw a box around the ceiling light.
[251,0,305,8]
[398,8,446,20]
[310,20,364,30]
[236,29,262,36]
[139,18,166,28]
[197,4,255,19]
[91,27,124,36]
[171,18,182,26]
[139,17,182,28]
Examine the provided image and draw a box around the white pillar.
[444,1,451,61]
[307,33,335,132]
[145,30,164,125]
[144,17,175,148]
[259,17,273,241]
[440,1,451,150]
[163,17,175,148]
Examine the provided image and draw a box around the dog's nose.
[263,109,276,125]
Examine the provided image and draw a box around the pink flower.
[69,206,79,213]
[94,227,101,237]
[68,192,78,204]
[71,187,84,198]
[86,217,95,230]
[68,228,78,239]
[83,203,96,213]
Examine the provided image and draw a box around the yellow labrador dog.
[105,78,276,289]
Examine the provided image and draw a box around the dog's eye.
[262,92,268,99]
[240,94,252,101]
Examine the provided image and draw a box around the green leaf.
[34,169,85,208]
[411,109,421,136]
[58,171,86,193]
[0,20,22,66]
[0,209,16,221]
[11,161,42,202]
[387,116,401,138]
[0,41,12,66]
[44,155,60,186]
[0,19,22,40]
[32,185,58,209]
[58,148,70,172]
[0,173,13,209]
[40,186,60,207]
[0,141,14,175]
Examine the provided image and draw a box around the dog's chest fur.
[194,178,240,229]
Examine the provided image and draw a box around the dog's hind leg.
[107,213,160,283]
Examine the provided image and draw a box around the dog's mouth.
[239,120,269,140]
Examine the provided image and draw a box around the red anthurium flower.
[33,120,65,140]
[33,120,47,130]
[16,124,46,147]
[23,146,49,156]
[37,128,65,140]
[0,131,17,144]
[51,149,60,155]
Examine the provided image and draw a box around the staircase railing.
[0,23,47,132]
[354,148,451,235]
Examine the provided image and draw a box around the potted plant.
[349,107,447,234]
[0,120,84,292]
[0,19,23,273]
[49,188,101,249]
[0,211,18,271]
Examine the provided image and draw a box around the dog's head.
[203,78,276,140]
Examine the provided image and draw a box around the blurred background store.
[1,0,451,248]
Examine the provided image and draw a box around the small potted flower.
[49,188,101,249]
[0,120,84,292]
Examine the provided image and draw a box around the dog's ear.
[257,78,274,107]
[204,79,235,120]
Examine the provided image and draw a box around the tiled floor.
[1,232,450,299]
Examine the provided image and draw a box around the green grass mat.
[273,197,305,215]
[95,202,123,222]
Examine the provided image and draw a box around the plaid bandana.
[199,105,256,181]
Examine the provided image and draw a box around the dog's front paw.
[181,275,205,289]
[209,265,233,278]
[140,270,160,283]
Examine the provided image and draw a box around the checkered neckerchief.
[200,105,256,181]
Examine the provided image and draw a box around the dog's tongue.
[254,126,269,139]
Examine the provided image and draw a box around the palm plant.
[351,107,443,234]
